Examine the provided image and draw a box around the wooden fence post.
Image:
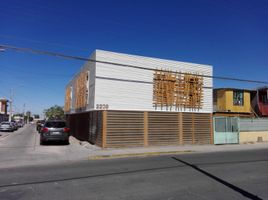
[144,111,148,146]
[192,113,195,144]
[210,113,214,144]
[179,112,183,145]
[102,111,107,148]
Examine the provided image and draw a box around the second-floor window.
[233,90,244,106]
[261,94,268,105]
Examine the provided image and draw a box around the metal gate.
[213,117,239,144]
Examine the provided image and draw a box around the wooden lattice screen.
[64,87,71,112]
[153,70,203,110]
[75,71,88,109]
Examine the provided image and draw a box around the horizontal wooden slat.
[100,111,213,148]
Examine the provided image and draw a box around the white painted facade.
[66,50,213,113]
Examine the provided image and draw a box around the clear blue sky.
[0,0,268,116]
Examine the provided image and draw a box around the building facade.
[65,50,213,147]
[0,98,9,123]
[251,87,268,117]
[213,88,253,117]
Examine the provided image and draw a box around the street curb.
[88,150,194,160]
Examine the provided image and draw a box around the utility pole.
[23,103,25,123]
[9,88,13,122]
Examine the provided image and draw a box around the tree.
[33,114,40,119]
[26,111,31,117]
[44,105,64,120]
[25,111,32,122]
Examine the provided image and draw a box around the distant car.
[40,120,70,145]
[0,122,14,132]
[10,121,18,130]
[17,121,24,128]
[36,120,45,133]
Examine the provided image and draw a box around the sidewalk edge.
[88,150,194,160]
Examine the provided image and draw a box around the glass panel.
[215,118,226,132]
[45,122,66,128]
[233,90,244,106]
[231,118,238,132]
[261,94,268,105]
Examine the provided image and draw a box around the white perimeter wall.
[94,50,213,113]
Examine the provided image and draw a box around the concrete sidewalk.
[69,136,268,160]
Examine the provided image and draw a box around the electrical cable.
[1,44,268,85]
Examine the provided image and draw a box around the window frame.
[261,93,268,105]
[233,90,244,106]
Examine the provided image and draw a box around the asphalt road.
[0,124,90,168]
[0,146,267,199]
[0,124,267,199]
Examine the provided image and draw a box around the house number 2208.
[96,104,109,110]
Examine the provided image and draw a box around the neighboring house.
[239,118,268,143]
[251,86,268,117]
[213,88,253,117]
[65,50,213,148]
[0,98,9,123]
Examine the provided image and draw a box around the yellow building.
[213,88,253,117]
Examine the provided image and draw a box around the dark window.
[45,121,66,128]
[233,90,244,106]
[261,94,268,105]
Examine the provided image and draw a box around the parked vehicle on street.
[36,120,45,133]
[17,121,24,128]
[11,121,19,130]
[0,122,14,132]
[40,120,70,145]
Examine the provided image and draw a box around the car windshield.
[45,122,66,128]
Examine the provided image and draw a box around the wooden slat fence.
[148,112,179,146]
[105,111,144,148]
[67,111,212,148]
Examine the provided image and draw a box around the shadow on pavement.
[0,156,267,195]
[172,157,262,200]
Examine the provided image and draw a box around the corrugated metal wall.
[240,118,268,131]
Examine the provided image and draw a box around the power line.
[0,34,90,52]
[1,44,268,85]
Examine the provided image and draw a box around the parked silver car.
[0,122,14,132]
[40,120,70,145]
